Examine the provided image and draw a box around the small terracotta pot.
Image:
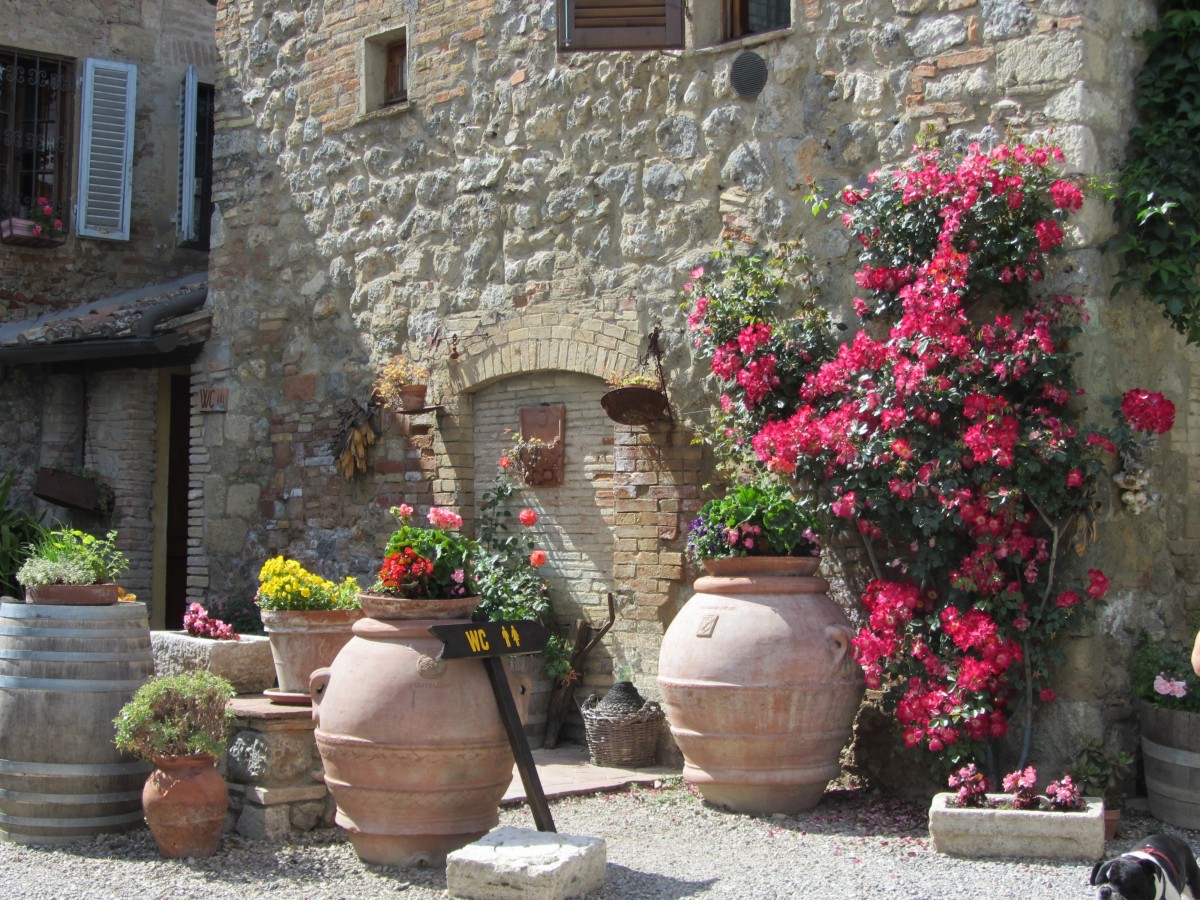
[261,608,364,696]
[142,753,227,858]
[395,384,428,412]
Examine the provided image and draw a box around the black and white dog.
[1091,834,1200,900]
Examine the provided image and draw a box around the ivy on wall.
[1112,6,1200,342]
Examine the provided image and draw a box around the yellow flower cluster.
[254,557,360,611]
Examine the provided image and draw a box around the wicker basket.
[581,690,665,768]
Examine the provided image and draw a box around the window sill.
[692,26,795,56]
[355,100,411,126]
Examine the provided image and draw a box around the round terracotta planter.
[310,595,513,866]
[142,753,227,858]
[600,386,669,425]
[657,558,863,815]
[395,384,428,412]
[260,608,364,697]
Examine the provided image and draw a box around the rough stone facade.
[204,0,1188,773]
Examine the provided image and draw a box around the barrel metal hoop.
[0,675,150,692]
[0,626,145,639]
[1143,736,1200,768]
[0,649,154,663]
[0,810,146,828]
[0,787,145,805]
[0,758,151,776]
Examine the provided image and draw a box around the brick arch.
[440,313,645,396]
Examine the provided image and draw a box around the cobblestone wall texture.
[204,0,1187,768]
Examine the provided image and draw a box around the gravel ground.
[0,779,1191,899]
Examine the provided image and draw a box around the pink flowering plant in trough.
[27,196,65,239]
[182,602,238,640]
[948,762,1085,811]
[683,139,1176,775]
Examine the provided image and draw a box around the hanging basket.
[600,386,670,426]
[581,688,664,768]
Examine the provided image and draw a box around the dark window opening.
[0,48,74,226]
[179,82,214,250]
[385,40,407,105]
[727,0,791,39]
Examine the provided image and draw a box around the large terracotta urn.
[260,608,363,696]
[310,594,513,866]
[142,753,227,858]
[657,557,864,815]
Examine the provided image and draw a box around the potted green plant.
[15,528,129,605]
[1071,737,1133,840]
[373,353,430,413]
[0,469,44,599]
[254,557,362,700]
[112,671,235,858]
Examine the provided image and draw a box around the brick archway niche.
[429,313,703,711]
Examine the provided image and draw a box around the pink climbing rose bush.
[685,140,1174,772]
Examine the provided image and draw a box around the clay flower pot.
[311,595,513,866]
[24,583,120,606]
[658,557,862,814]
[600,386,669,425]
[260,608,364,698]
[142,753,227,858]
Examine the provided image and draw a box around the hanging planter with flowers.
[600,326,672,426]
[374,354,431,413]
[1,198,66,248]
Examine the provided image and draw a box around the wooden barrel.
[0,601,154,844]
[1140,700,1200,829]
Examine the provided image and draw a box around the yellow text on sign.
[465,629,490,653]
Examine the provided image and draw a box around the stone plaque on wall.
[518,405,564,487]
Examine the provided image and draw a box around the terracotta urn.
[311,594,513,866]
[657,557,863,814]
[260,608,363,697]
[142,753,227,858]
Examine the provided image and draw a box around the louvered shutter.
[559,0,684,50]
[76,58,136,241]
[177,65,198,243]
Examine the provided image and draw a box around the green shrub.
[0,471,43,598]
[113,672,236,761]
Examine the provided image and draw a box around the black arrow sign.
[428,620,549,660]
[428,618,556,834]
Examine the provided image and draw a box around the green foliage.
[0,471,43,598]
[16,528,128,588]
[686,478,820,564]
[1131,634,1200,713]
[541,633,572,683]
[1070,737,1133,808]
[113,671,236,762]
[1111,9,1200,342]
[473,458,552,624]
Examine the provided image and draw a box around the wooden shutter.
[76,58,136,241]
[177,65,198,242]
[559,0,684,51]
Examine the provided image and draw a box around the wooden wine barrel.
[0,601,154,844]
[1140,700,1200,829]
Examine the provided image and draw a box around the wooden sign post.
[428,620,556,833]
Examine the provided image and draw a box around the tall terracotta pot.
[657,557,863,815]
[310,594,513,866]
[142,753,227,858]
[260,608,363,696]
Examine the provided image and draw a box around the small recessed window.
[727,0,790,39]
[384,39,407,106]
[362,25,408,115]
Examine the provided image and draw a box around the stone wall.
[0,0,215,319]
[205,0,1186,771]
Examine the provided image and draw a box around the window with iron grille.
[0,48,74,226]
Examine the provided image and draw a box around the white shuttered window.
[76,58,136,241]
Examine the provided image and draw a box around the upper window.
[0,48,74,227]
[76,58,136,241]
[558,0,684,51]
[362,26,408,115]
[177,65,214,249]
[727,0,790,39]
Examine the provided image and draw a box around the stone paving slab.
[502,744,679,804]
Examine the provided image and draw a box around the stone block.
[446,827,606,900]
[928,793,1104,860]
[151,631,275,694]
[227,729,316,786]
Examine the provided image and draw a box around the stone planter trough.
[928,793,1105,861]
[151,631,275,694]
